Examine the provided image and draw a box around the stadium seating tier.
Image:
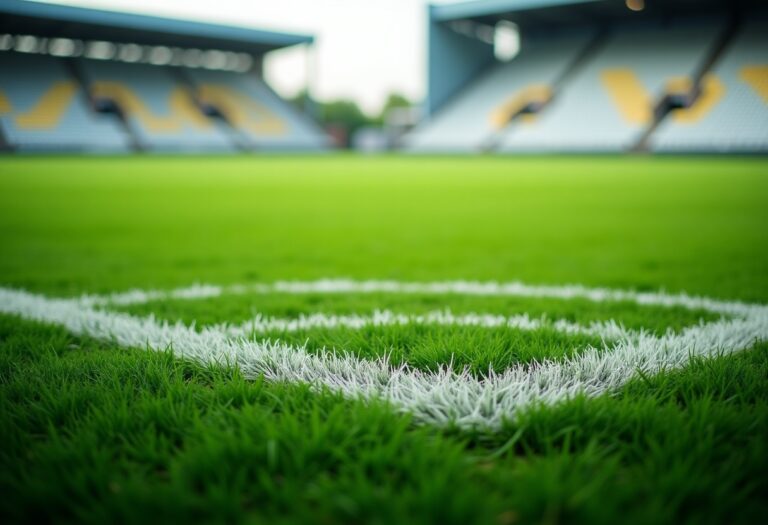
[406,15,767,154]
[0,53,128,152]
[498,19,722,152]
[650,20,768,153]
[405,31,595,152]
[0,52,327,153]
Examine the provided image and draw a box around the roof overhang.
[0,0,313,55]
[431,0,601,23]
[431,0,762,31]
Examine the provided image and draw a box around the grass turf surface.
[1,155,767,523]
[117,292,720,374]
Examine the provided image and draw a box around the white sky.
[38,0,464,115]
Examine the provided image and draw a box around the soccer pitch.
[1,155,767,523]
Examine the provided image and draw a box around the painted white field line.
[220,309,633,341]
[82,284,223,307]
[2,285,767,430]
[82,279,755,317]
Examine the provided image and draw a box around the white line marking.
[220,310,634,341]
[2,282,766,430]
[83,279,755,317]
[83,284,222,306]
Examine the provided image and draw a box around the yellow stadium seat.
[600,69,652,125]
[489,85,553,129]
[669,75,725,123]
[741,66,768,103]
[15,81,76,129]
[197,84,286,136]
[91,82,211,133]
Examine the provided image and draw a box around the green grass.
[2,317,766,525]
[1,155,767,524]
[1,156,767,299]
[119,291,721,334]
[234,324,606,374]
[116,292,722,374]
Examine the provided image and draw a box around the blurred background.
[0,0,765,152]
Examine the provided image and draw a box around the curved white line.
[2,284,766,431]
[82,279,757,317]
[220,309,634,341]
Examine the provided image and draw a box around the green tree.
[319,100,370,134]
[376,93,412,125]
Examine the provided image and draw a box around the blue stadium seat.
[0,52,128,152]
[650,20,768,153]
[80,60,235,152]
[499,19,723,152]
[186,68,329,151]
[405,31,595,152]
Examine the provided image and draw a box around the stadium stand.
[407,0,768,154]
[188,69,328,150]
[650,20,768,152]
[500,19,721,152]
[81,60,233,152]
[405,31,596,152]
[0,0,327,153]
[2,0,765,155]
[0,52,128,152]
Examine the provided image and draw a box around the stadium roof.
[431,0,600,22]
[431,0,759,29]
[0,0,313,54]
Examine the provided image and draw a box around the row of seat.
[0,52,328,152]
[651,21,768,152]
[407,30,595,152]
[406,18,768,153]
[0,53,127,151]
